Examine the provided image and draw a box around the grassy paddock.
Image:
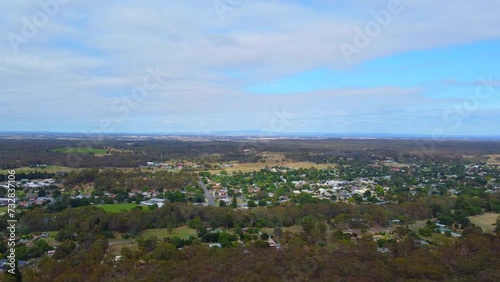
[209,152,334,174]
[140,227,197,239]
[41,231,59,245]
[1,165,76,175]
[261,225,303,235]
[97,203,139,213]
[108,241,137,256]
[486,154,500,165]
[469,213,498,233]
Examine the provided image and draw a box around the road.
[198,179,216,206]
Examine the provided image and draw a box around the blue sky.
[1,0,500,136]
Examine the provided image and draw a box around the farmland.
[210,152,333,173]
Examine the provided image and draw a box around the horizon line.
[0,130,499,140]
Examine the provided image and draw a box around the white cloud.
[1,0,500,134]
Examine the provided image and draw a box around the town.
[1,140,499,281]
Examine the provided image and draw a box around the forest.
[2,203,499,281]
[1,138,499,169]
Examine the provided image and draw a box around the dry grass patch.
[209,152,334,174]
[469,213,498,233]
[1,165,77,174]
[486,154,500,165]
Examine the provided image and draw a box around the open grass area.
[140,227,197,239]
[210,152,334,174]
[97,203,139,213]
[419,232,457,245]
[108,240,137,256]
[409,220,429,229]
[1,165,76,174]
[0,206,7,215]
[51,147,107,155]
[1,166,145,175]
[22,231,60,248]
[470,212,498,233]
[486,154,500,165]
[261,225,303,235]
[41,231,59,245]
[382,162,411,168]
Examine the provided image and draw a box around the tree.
[248,200,257,208]
[2,272,19,282]
[231,195,238,208]
[260,233,270,240]
[394,226,411,238]
[152,242,176,260]
[363,190,372,198]
[37,189,47,197]
[418,227,432,237]
[54,240,76,259]
[137,236,158,253]
[188,217,203,230]
[317,222,327,235]
[253,240,269,248]
[495,216,500,233]
[301,216,317,235]
[219,200,227,207]
[28,239,51,258]
[273,227,283,238]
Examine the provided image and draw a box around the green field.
[261,225,303,235]
[97,203,139,213]
[0,206,7,214]
[141,227,197,239]
[51,147,107,154]
[40,231,59,245]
